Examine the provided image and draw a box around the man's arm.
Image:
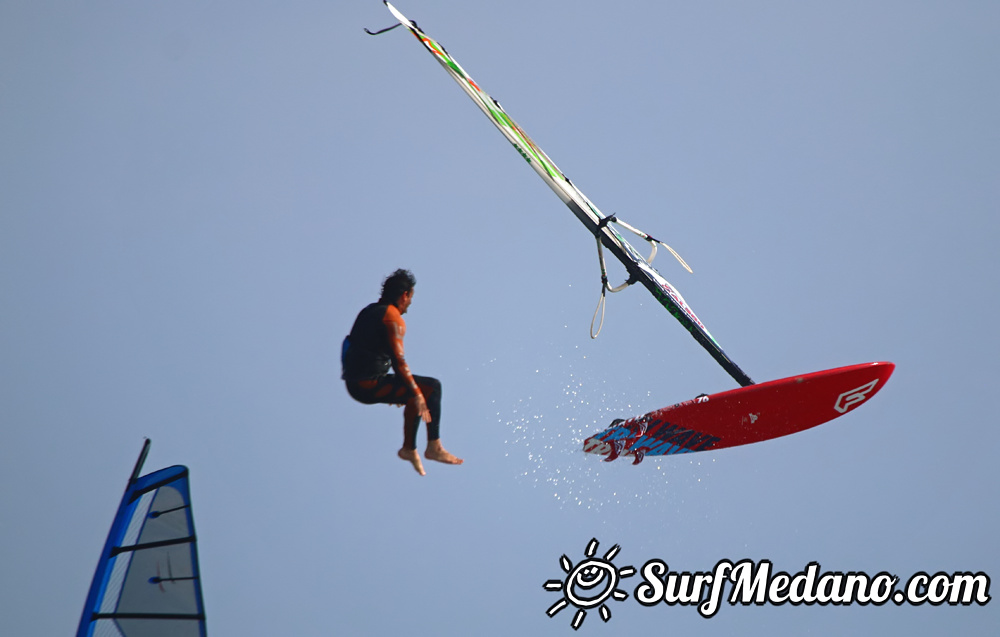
[385,311,432,423]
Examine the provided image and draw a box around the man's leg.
[346,376,425,475]
[412,375,462,466]
[346,374,461,470]
[398,398,425,475]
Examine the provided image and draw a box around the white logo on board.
[834,379,880,414]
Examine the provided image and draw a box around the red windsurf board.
[583,362,895,464]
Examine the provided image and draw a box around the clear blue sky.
[1,1,997,634]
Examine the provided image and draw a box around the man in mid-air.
[342,269,463,475]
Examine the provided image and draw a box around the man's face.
[398,288,414,314]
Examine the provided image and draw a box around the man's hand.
[414,391,432,423]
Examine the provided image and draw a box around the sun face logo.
[543,538,635,630]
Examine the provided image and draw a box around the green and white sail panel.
[78,440,207,637]
[380,2,753,386]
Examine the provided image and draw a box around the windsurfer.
[342,269,463,475]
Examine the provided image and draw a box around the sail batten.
[92,613,206,621]
[109,536,197,557]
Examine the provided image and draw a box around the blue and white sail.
[77,439,207,637]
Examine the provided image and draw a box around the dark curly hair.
[379,268,416,304]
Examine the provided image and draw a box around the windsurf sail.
[77,439,207,637]
[372,2,754,387]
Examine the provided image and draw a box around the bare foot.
[397,447,426,476]
[425,440,463,465]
